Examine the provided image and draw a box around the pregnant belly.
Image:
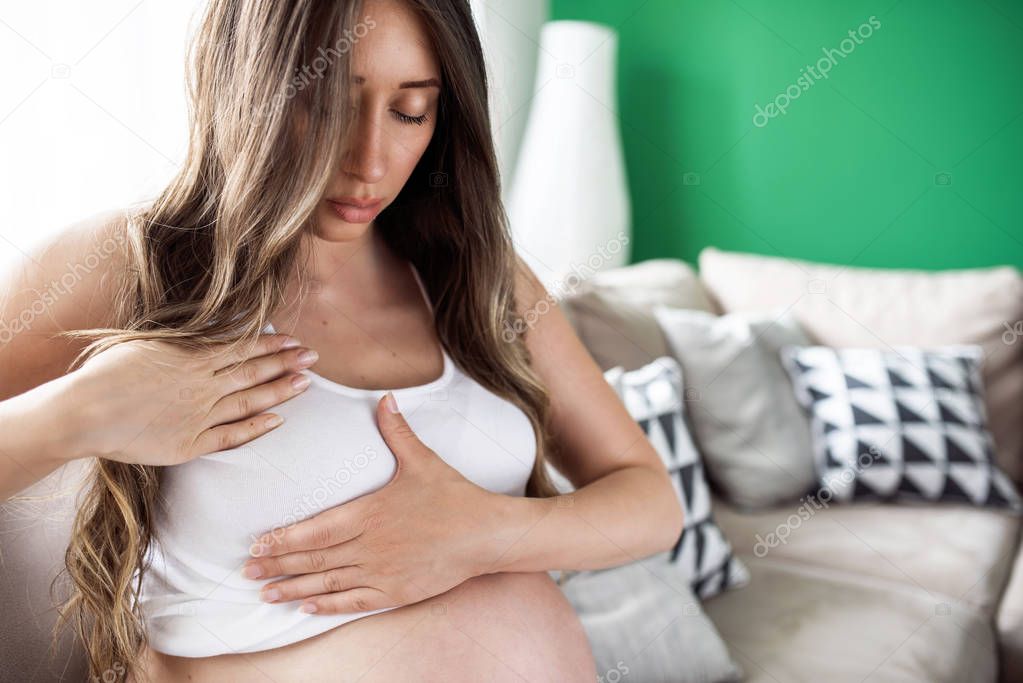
[131,572,596,683]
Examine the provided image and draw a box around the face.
[315,0,441,240]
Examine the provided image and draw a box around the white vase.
[507,20,631,298]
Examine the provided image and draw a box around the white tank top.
[138,261,538,657]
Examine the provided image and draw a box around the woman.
[0,0,684,680]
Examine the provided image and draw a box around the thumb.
[377,391,427,465]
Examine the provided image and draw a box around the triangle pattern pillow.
[605,357,750,599]
[779,344,1022,511]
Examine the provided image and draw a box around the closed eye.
[391,110,429,126]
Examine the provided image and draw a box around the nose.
[339,104,386,184]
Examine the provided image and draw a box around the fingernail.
[292,374,311,390]
[300,602,318,614]
[386,391,400,413]
[298,350,319,365]
[281,336,302,348]
[242,564,263,579]
[249,543,267,557]
[262,588,281,602]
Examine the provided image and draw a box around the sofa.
[3,246,1022,683]
[556,247,1023,683]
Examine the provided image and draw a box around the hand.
[241,391,504,615]
[69,332,319,465]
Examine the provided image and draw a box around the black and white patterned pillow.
[780,344,1022,511]
[604,357,750,599]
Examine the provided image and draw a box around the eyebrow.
[353,75,442,90]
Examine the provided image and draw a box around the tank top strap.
[407,260,434,315]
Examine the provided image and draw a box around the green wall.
[550,0,1023,271]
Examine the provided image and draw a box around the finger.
[375,392,429,468]
[243,542,362,580]
[206,371,311,428]
[212,345,319,393]
[299,587,389,615]
[251,507,365,557]
[208,333,303,371]
[189,412,286,458]
[258,565,367,604]
[376,391,415,441]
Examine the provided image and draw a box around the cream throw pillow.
[557,258,717,372]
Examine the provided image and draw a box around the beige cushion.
[653,307,816,509]
[712,494,1020,618]
[558,258,717,371]
[997,531,1023,683]
[703,556,997,683]
[0,459,91,681]
[698,246,1023,486]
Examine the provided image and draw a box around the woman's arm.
[0,210,126,500]
[0,209,316,500]
[0,371,92,500]
[476,257,686,574]
[480,468,683,574]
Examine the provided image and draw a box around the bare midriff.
[129,571,596,683]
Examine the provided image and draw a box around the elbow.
[665,495,686,553]
[654,471,685,554]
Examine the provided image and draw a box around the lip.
[326,197,384,223]
[330,196,383,208]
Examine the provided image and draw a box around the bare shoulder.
[0,207,134,399]
[510,254,556,320]
[510,255,661,487]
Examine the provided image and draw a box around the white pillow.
[653,306,816,509]
[603,357,749,599]
[780,344,1022,510]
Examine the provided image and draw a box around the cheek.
[392,127,436,176]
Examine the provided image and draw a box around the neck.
[282,223,405,312]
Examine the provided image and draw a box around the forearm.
[476,465,684,575]
[0,373,85,501]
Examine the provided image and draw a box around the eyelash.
[391,110,429,126]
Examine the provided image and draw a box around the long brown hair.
[51,0,560,678]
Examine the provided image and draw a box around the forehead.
[351,0,440,87]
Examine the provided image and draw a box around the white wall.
[470,0,550,201]
[0,1,207,265]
